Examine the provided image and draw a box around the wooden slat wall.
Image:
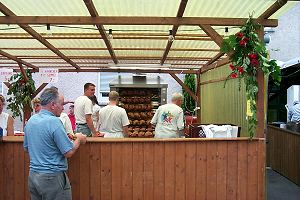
[0,139,265,200]
[267,125,300,186]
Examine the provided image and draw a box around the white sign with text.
[0,69,13,82]
[38,68,59,83]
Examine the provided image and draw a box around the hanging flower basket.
[221,16,281,138]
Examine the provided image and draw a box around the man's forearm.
[86,116,97,134]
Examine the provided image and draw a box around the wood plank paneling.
[0,138,266,200]
[122,143,133,200]
[144,143,154,200]
[206,141,217,200]
[267,125,300,186]
[90,143,101,200]
[216,141,227,200]
[165,143,176,200]
[226,141,238,200]
[132,143,144,200]
[237,141,248,200]
[196,142,207,200]
[175,142,186,200]
[101,143,112,200]
[111,143,122,200]
[185,142,196,200]
[153,142,165,200]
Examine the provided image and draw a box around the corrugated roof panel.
[115,50,163,57]
[111,39,168,48]
[168,51,218,58]
[0,39,46,48]
[0,25,28,33]
[31,25,99,34]
[60,50,111,57]
[0,0,89,16]
[172,40,219,49]
[93,0,180,16]
[3,49,57,56]
[48,39,107,48]
[185,0,273,18]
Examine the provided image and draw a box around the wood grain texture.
[0,138,266,200]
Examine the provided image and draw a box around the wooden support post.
[18,62,31,125]
[196,72,201,123]
[256,28,265,138]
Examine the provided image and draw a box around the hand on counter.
[75,133,87,144]
[93,131,104,137]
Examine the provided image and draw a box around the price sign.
[38,68,59,83]
[0,69,13,82]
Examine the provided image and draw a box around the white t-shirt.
[151,103,184,138]
[99,105,130,138]
[59,112,74,134]
[92,104,101,129]
[0,112,9,136]
[74,96,93,124]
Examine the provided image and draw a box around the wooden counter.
[267,125,300,186]
[0,136,265,200]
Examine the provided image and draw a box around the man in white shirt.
[99,91,130,138]
[74,83,101,137]
[151,92,184,138]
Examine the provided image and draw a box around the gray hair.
[40,88,59,106]
[171,92,183,101]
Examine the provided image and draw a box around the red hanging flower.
[250,59,259,66]
[235,32,244,38]
[248,53,258,59]
[239,40,246,46]
[238,67,244,74]
[243,37,249,42]
[230,73,238,78]
[229,64,235,70]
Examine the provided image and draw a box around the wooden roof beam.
[169,73,197,101]
[258,0,288,19]
[161,0,188,65]
[0,2,80,70]
[0,16,278,27]
[83,0,118,64]
[0,50,39,70]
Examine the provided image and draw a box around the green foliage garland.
[7,69,36,121]
[183,74,196,114]
[220,16,281,138]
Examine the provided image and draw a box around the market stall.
[0,0,297,199]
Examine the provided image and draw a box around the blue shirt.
[24,109,74,173]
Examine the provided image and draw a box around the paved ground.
[267,169,300,200]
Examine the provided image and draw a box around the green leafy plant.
[7,69,36,121]
[221,16,281,138]
[183,74,196,114]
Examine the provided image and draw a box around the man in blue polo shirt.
[24,88,87,200]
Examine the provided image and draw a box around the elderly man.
[151,92,185,138]
[99,91,130,138]
[74,83,101,137]
[24,88,87,200]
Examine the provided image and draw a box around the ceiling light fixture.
[168,30,174,42]
[108,29,113,40]
[224,27,229,37]
[46,24,52,36]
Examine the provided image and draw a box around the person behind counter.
[288,101,300,122]
[89,95,101,131]
[24,88,87,200]
[32,97,42,114]
[0,94,14,136]
[151,92,184,138]
[99,91,130,138]
[74,83,101,137]
[68,104,76,132]
[286,101,300,132]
